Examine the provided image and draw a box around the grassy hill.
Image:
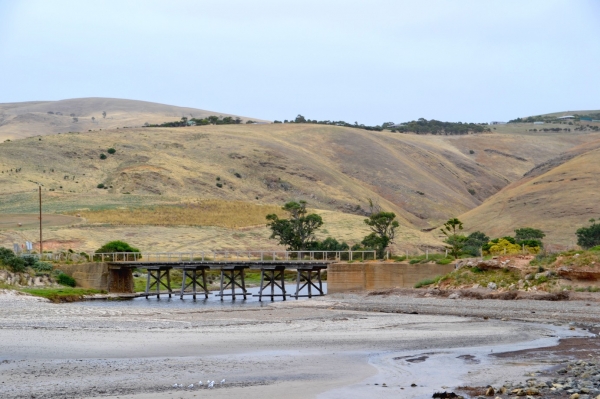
[2,99,600,252]
[3,123,597,227]
[0,97,266,141]
[460,139,600,247]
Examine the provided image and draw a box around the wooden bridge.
[101,250,375,301]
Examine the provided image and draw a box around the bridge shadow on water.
[78,283,327,309]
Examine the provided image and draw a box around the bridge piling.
[214,266,248,300]
[257,266,287,301]
[144,266,173,299]
[176,266,210,300]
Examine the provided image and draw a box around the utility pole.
[39,186,42,256]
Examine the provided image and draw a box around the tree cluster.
[266,200,398,258]
[145,115,242,127]
[393,118,489,135]
[278,115,489,135]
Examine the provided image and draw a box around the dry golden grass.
[71,200,286,228]
[460,146,600,246]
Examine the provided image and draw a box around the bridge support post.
[214,266,248,301]
[144,266,173,299]
[294,266,326,299]
[177,266,209,300]
[257,266,287,301]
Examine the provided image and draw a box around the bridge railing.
[20,250,378,263]
[89,250,377,263]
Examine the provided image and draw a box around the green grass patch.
[20,287,105,302]
[414,275,444,288]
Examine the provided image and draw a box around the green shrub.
[97,183,105,189]
[7,257,26,273]
[32,261,53,273]
[0,247,15,263]
[57,273,76,287]
[216,182,223,188]
[469,150,475,154]
[409,259,420,264]
[436,258,452,265]
[22,255,36,267]
[96,240,140,254]
[107,148,116,154]
[99,153,107,160]
[95,241,141,260]
[234,172,242,178]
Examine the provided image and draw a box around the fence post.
[426,250,428,260]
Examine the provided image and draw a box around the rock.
[508,284,516,290]
[487,282,497,290]
[485,386,495,396]
[526,387,539,395]
[448,293,460,299]
[571,394,580,399]
[472,284,480,289]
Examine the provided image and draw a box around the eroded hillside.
[460,140,600,246]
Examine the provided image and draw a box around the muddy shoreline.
[2,290,600,398]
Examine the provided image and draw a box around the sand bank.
[0,290,595,398]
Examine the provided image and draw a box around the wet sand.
[0,290,598,398]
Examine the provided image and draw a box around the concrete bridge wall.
[327,262,455,293]
[58,263,134,293]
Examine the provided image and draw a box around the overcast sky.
[1,0,599,124]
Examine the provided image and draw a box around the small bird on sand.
[198,381,203,386]
[208,381,214,388]
[220,379,226,385]
[172,384,178,388]
[188,384,194,388]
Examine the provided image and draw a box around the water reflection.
[75,283,327,309]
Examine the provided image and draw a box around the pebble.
[476,359,600,399]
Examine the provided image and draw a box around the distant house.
[580,117,593,122]
[187,120,196,126]
[533,121,544,125]
[556,115,575,120]
[490,121,506,125]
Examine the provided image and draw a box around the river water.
[76,283,327,309]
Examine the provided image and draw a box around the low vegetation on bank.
[415,247,600,292]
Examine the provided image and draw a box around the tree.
[514,227,545,246]
[576,218,600,249]
[462,231,489,257]
[102,111,106,118]
[441,218,465,259]
[362,209,399,259]
[295,114,307,123]
[266,201,323,250]
[311,237,349,251]
[181,116,188,126]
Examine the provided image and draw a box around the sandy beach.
[0,290,598,399]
